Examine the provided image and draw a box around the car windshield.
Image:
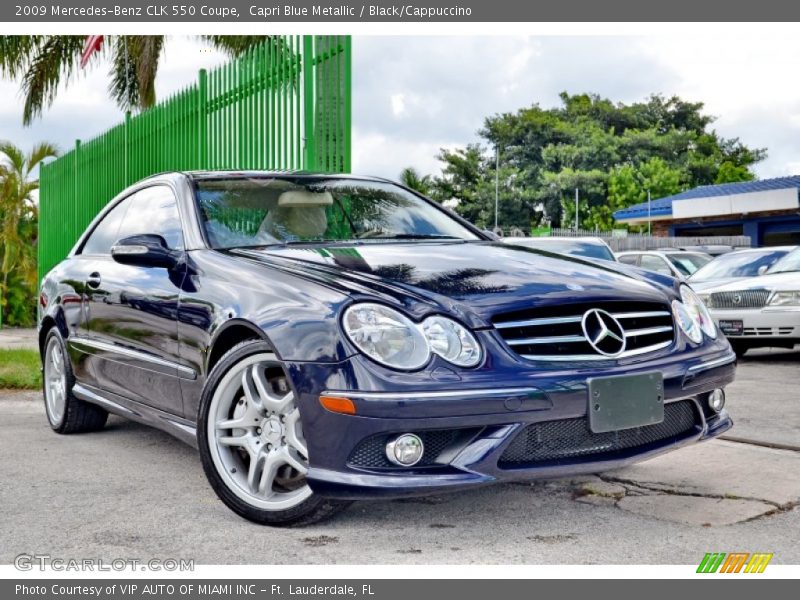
[193,177,480,249]
[689,249,790,281]
[768,248,800,274]
[665,253,711,276]
[513,239,615,261]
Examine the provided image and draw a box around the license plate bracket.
[719,319,744,336]
[587,372,664,433]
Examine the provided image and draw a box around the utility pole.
[647,189,652,236]
[494,145,499,231]
[574,188,579,231]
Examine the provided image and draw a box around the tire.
[729,341,749,359]
[197,339,348,527]
[42,328,108,434]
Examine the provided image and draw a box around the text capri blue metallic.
[38,172,735,526]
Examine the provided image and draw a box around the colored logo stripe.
[697,552,773,573]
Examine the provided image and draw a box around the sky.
[2,34,800,182]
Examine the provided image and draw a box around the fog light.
[385,434,424,466]
[709,389,726,412]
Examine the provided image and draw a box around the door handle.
[87,272,102,289]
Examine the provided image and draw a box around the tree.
[0,36,270,124]
[398,167,433,196]
[0,140,58,326]
[431,92,766,230]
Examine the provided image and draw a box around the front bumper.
[286,339,737,500]
[710,307,800,340]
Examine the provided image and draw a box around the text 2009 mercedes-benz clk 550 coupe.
[38,172,736,526]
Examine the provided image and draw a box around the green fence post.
[198,69,208,169]
[343,36,352,173]
[302,35,316,172]
[124,111,131,183]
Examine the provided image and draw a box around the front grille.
[739,326,795,337]
[348,428,481,469]
[492,301,675,361]
[709,289,770,309]
[498,400,698,467]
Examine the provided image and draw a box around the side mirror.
[111,234,178,269]
[483,229,500,240]
[757,265,769,276]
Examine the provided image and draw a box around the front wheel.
[197,340,347,526]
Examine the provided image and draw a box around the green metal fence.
[38,35,351,280]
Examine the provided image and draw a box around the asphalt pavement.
[1,348,799,564]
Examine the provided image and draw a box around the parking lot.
[1,348,799,565]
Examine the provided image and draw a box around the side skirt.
[73,383,198,449]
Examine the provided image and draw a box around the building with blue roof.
[613,176,800,246]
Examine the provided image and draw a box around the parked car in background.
[616,250,712,281]
[38,171,735,526]
[696,248,800,357]
[678,245,738,257]
[503,236,616,261]
[689,247,796,292]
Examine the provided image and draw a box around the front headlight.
[342,303,483,370]
[768,291,800,306]
[343,303,430,370]
[422,315,482,367]
[680,285,717,339]
[672,299,703,344]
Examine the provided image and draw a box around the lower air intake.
[498,400,698,467]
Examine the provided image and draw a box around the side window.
[618,254,639,266]
[116,186,184,250]
[640,255,672,275]
[80,197,134,255]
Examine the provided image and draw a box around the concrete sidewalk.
[0,328,37,351]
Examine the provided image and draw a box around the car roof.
[178,170,394,184]
[506,236,609,245]
[617,249,708,255]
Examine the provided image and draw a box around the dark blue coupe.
[38,172,736,526]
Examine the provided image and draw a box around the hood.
[701,271,800,294]
[231,241,674,325]
[688,277,748,292]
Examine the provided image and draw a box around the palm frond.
[200,36,269,56]
[20,36,85,125]
[109,36,166,111]
[0,35,44,78]
[26,141,59,175]
[0,140,26,173]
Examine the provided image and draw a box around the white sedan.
[696,248,800,357]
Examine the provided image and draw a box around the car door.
[640,254,674,277]
[81,185,189,415]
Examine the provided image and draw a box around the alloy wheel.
[44,337,67,424]
[206,354,312,511]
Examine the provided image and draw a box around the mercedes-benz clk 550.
[38,172,736,526]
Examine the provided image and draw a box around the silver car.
[616,250,712,281]
[696,248,800,357]
[688,246,796,292]
[503,236,617,261]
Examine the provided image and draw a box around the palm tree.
[399,167,433,196]
[0,36,269,125]
[0,141,58,326]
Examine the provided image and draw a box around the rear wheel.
[42,328,108,433]
[197,340,347,526]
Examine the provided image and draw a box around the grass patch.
[0,348,42,389]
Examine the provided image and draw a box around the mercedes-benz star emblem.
[732,294,742,305]
[581,308,627,357]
